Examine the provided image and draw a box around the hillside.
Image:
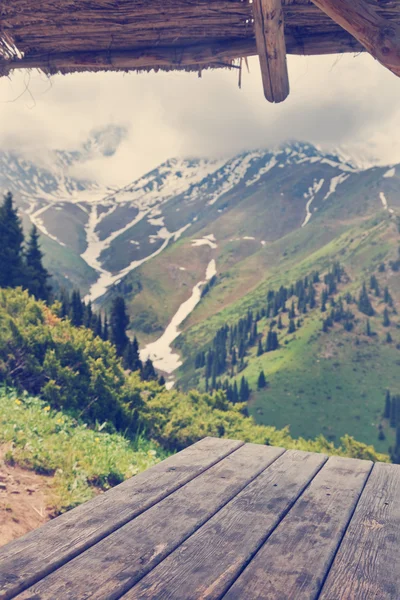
[1,138,399,456]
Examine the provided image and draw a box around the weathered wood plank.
[0,30,365,77]
[0,437,243,600]
[320,462,400,599]
[309,0,400,78]
[253,0,290,102]
[124,450,327,600]
[16,444,285,600]
[223,456,373,600]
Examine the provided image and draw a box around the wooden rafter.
[0,33,365,77]
[309,0,400,78]
[253,0,290,103]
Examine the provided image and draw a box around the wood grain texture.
[0,30,364,77]
[0,437,243,600]
[16,444,285,600]
[8,0,400,75]
[309,0,400,77]
[223,456,373,600]
[253,0,290,102]
[320,462,400,599]
[123,450,327,600]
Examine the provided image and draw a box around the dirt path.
[0,445,53,547]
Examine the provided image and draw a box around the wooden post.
[309,0,400,78]
[252,0,290,103]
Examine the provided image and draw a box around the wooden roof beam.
[309,0,400,78]
[253,0,290,103]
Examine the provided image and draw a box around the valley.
[2,134,399,454]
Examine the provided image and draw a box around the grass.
[245,311,398,454]
[0,387,169,515]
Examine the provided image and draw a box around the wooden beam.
[309,0,400,78]
[252,0,290,103]
[0,32,365,78]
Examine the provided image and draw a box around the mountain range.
[1,131,399,454]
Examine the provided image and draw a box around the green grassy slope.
[176,212,400,453]
[0,387,166,515]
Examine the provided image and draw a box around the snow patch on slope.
[140,259,217,374]
[302,179,325,228]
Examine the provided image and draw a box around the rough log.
[253,0,290,102]
[0,33,364,77]
[309,0,400,78]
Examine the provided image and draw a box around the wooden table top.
[0,437,399,599]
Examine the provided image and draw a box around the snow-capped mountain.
[1,138,398,301]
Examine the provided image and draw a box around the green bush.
[0,288,142,433]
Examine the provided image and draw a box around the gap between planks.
[15,444,286,599]
[0,437,244,600]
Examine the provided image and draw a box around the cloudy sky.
[0,52,400,186]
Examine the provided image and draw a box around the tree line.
[0,192,159,383]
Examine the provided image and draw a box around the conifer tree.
[384,389,391,419]
[59,287,70,318]
[257,370,267,389]
[288,319,296,334]
[85,300,93,329]
[70,290,84,327]
[0,192,25,288]
[239,376,250,402]
[277,315,283,330]
[158,375,166,386]
[383,307,390,327]
[289,301,296,319]
[390,395,398,428]
[25,225,51,301]
[386,332,393,343]
[384,286,393,307]
[110,296,129,356]
[257,339,264,356]
[358,283,374,316]
[94,314,103,338]
[365,319,372,337]
[102,315,109,341]
[233,380,239,403]
[141,357,157,381]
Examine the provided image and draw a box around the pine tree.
[232,381,239,403]
[0,192,26,288]
[365,319,372,337]
[70,290,84,327]
[84,300,93,329]
[59,288,70,318]
[383,308,390,327]
[384,286,393,307]
[390,395,398,428]
[142,357,157,381]
[384,389,391,419]
[358,282,374,316]
[277,315,283,330]
[257,370,267,389]
[25,225,51,301]
[257,339,264,356]
[386,332,393,343]
[158,375,166,386]
[130,337,142,372]
[94,314,103,338]
[102,315,109,341]
[110,296,129,356]
[239,376,250,402]
[288,319,296,334]
[289,301,296,319]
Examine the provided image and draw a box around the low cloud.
[0,53,399,186]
